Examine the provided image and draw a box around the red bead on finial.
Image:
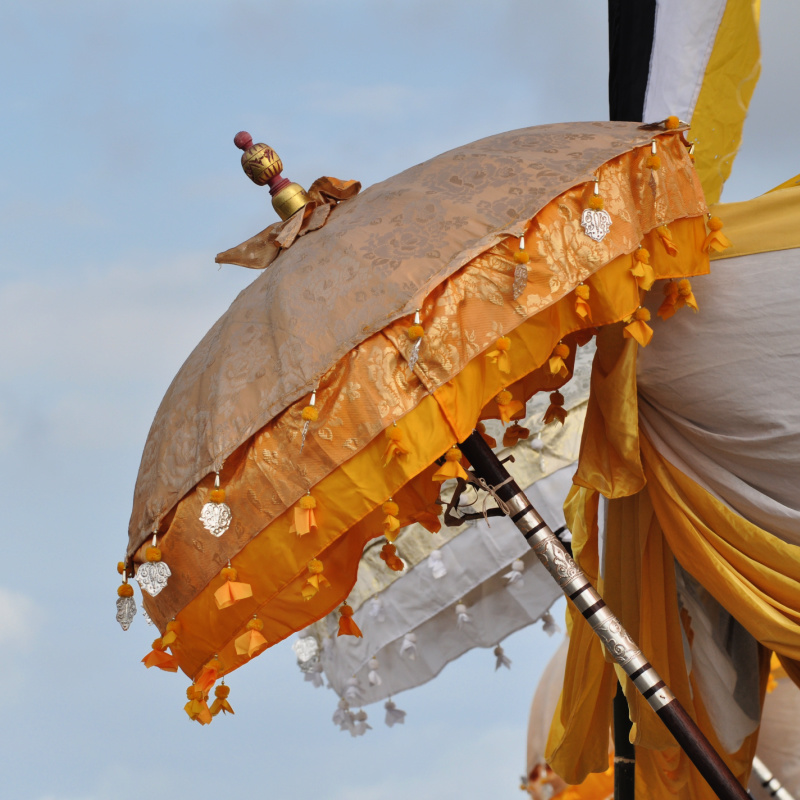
[234,131,253,151]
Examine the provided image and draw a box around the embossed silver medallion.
[136,560,172,597]
[116,595,137,631]
[512,264,528,299]
[581,208,612,242]
[199,501,232,537]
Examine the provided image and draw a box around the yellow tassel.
[117,583,134,598]
[574,284,592,321]
[209,487,226,503]
[656,225,678,256]
[675,278,698,312]
[485,336,511,373]
[290,493,318,536]
[116,561,125,575]
[502,423,530,448]
[301,558,330,600]
[665,115,680,130]
[184,686,212,725]
[624,308,654,347]
[210,683,235,716]
[195,656,224,693]
[495,389,525,424]
[161,618,180,648]
[382,500,401,542]
[380,543,405,572]
[235,616,268,658]
[432,446,469,482]
[703,216,732,253]
[407,324,424,341]
[543,391,567,426]
[588,195,604,211]
[142,637,179,672]
[214,563,253,610]
[476,421,496,449]
[337,604,363,637]
[548,342,570,378]
[630,248,655,291]
[646,155,661,170]
[383,424,411,466]
[145,545,162,562]
[657,281,680,321]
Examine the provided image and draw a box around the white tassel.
[455,602,471,627]
[400,632,417,660]
[428,549,447,579]
[368,657,382,686]
[529,432,544,452]
[503,558,525,586]
[344,676,362,704]
[368,596,386,622]
[542,611,560,637]
[353,709,372,737]
[332,698,352,730]
[304,662,324,688]
[494,644,512,670]
[384,699,407,727]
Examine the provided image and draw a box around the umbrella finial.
[234,131,312,221]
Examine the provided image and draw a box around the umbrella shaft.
[458,430,749,800]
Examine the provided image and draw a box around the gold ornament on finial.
[234,131,312,221]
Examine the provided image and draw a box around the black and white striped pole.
[458,429,749,800]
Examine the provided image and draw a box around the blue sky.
[1,2,798,798]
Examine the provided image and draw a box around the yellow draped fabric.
[689,0,761,204]
[546,320,800,799]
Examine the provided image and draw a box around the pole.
[751,757,796,800]
[613,682,636,800]
[458,430,749,800]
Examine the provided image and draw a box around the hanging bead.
[485,336,512,373]
[141,636,179,672]
[502,422,530,448]
[337,604,363,638]
[382,499,400,542]
[195,655,224,694]
[624,307,654,347]
[432,445,469,482]
[548,342,570,378]
[703,215,732,253]
[384,699,407,727]
[630,247,656,291]
[543,391,567,426]
[184,685,212,725]
[235,616,268,658]
[656,225,678,256]
[290,491,318,536]
[380,543,405,572]
[495,389,524,425]
[494,645,512,670]
[383,422,411,466]
[301,558,330,600]
[676,278,699,311]
[210,681,235,716]
[574,284,592,321]
[214,562,253,610]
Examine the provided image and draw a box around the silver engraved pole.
[751,757,796,800]
[458,430,749,800]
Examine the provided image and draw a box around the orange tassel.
[210,683,235,716]
[337,603,363,637]
[433,446,469,482]
[703,216,731,253]
[235,616,268,658]
[380,543,405,572]
[624,308,654,347]
[214,564,253,610]
[290,493,318,536]
[503,423,530,448]
[574,284,592,321]
[194,656,224,694]
[476,421,496,449]
[630,248,656,291]
[485,336,511,373]
[543,391,567,426]
[184,686,212,725]
[383,424,411,466]
[409,500,443,534]
[301,558,331,601]
[675,278,698,312]
[495,389,525,424]
[665,116,680,130]
[141,638,178,672]
[548,343,570,379]
[382,500,401,542]
[658,281,680,320]
[161,619,180,648]
[656,225,678,256]
[513,237,530,264]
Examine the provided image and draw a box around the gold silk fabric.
[129,123,704,552]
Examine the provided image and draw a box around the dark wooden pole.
[458,430,749,800]
[613,682,636,800]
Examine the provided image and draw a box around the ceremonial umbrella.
[120,119,731,786]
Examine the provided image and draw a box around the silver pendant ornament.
[300,390,317,453]
[115,572,137,631]
[407,309,423,372]
[581,177,612,242]
[136,532,172,597]
[512,235,529,300]
[199,471,232,537]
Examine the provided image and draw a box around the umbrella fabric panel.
[137,221,706,682]
[314,465,576,703]
[129,127,705,549]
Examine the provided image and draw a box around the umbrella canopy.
[122,120,710,701]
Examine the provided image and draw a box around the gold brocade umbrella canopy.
[122,120,711,708]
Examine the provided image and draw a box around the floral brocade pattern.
[130,123,706,559]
